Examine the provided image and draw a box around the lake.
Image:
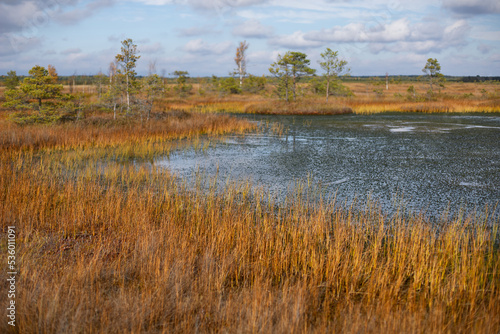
[158,112,500,217]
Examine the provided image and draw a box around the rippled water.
[158,112,500,217]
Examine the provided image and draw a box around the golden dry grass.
[0,106,499,333]
[145,81,500,115]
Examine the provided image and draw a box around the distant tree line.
[6,37,491,123]
[461,76,500,83]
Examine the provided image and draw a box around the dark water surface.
[158,112,500,217]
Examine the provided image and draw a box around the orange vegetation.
[0,106,499,333]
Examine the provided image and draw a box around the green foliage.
[93,72,108,99]
[318,48,350,101]
[406,85,426,101]
[310,77,353,97]
[3,89,28,109]
[206,76,242,95]
[242,75,267,94]
[172,71,192,97]
[274,76,290,101]
[7,103,79,125]
[373,88,384,97]
[270,51,315,102]
[3,65,62,110]
[5,70,20,90]
[218,77,242,95]
[20,65,63,108]
[269,57,292,102]
[138,74,165,120]
[422,58,445,95]
[102,72,124,119]
[115,38,140,112]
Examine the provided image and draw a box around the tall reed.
[1,110,499,333]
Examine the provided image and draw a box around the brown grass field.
[1,81,500,333]
[144,81,500,114]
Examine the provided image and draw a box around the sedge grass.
[149,81,500,115]
[0,109,499,333]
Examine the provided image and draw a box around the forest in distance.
[1,38,499,333]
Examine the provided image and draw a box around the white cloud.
[141,42,164,54]
[177,25,220,37]
[488,53,500,63]
[232,19,273,38]
[247,50,275,62]
[54,0,116,25]
[133,0,269,10]
[0,34,42,56]
[0,0,114,59]
[61,48,82,55]
[269,31,323,49]
[305,19,412,44]
[182,39,233,55]
[295,18,471,55]
[471,27,500,41]
[0,1,42,34]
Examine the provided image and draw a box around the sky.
[0,0,499,77]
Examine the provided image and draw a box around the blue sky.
[1,0,499,77]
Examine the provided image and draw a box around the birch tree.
[109,61,117,85]
[115,38,140,113]
[234,41,249,87]
[47,64,58,83]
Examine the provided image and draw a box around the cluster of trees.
[3,39,165,123]
[3,66,62,109]
[2,38,447,122]
[269,48,350,102]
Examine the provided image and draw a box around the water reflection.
[158,112,500,217]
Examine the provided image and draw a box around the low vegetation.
[0,104,499,333]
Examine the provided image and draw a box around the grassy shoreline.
[1,112,499,333]
[148,81,500,115]
[159,98,500,115]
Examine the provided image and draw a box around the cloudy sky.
[1,0,499,77]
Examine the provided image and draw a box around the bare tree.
[109,61,117,85]
[148,59,157,75]
[234,41,249,87]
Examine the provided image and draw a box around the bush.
[310,78,353,97]
[8,108,65,125]
[218,77,242,95]
[242,75,267,94]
